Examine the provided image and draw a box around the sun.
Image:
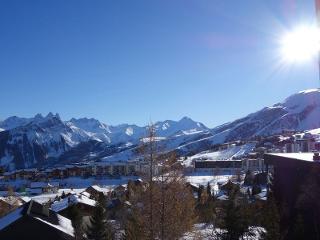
[280,25,320,62]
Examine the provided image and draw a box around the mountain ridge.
[1,88,320,170]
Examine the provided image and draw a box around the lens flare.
[280,25,320,62]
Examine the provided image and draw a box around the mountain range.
[1,88,320,170]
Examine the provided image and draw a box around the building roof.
[89,185,104,192]
[0,200,74,237]
[80,191,91,198]
[51,194,96,213]
[0,196,23,206]
[30,182,59,188]
[265,153,320,163]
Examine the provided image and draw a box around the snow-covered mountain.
[210,89,320,143]
[0,114,209,170]
[2,88,320,170]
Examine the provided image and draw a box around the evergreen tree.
[221,187,249,240]
[261,196,281,240]
[244,170,254,186]
[206,182,212,199]
[197,185,204,203]
[86,200,113,240]
[69,205,84,240]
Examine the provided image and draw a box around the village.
[0,129,319,239]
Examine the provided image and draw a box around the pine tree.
[206,182,212,199]
[86,200,113,240]
[69,205,83,240]
[244,170,254,186]
[261,196,281,240]
[197,185,204,203]
[221,186,249,240]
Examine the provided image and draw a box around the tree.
[261,196,281,240]
[131,124,196,240]
[86,198,113,240]
[244,170,254,186]
[197,185,204,203]
[206,182,212,199]
[220,186,251,240]
[122,211,145,240]
[139,124,159,240]
[251,184,262,196]
[69,205,84,240]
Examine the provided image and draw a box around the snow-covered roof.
[266,153,319,162]
[51,194,96,212]
[0,200,74,237]
[80,191,91,198]
[217,194,228,201]
[33,214,74,237]
[0,196,23,206]
[88,185,109,193]
[20,196,31,203]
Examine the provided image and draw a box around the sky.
[0,0,319,128]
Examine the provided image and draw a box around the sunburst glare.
[280,25,320,63]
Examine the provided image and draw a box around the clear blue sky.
[0,0,318,127]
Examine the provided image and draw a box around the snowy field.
[181,224,265,240]
[183,143,255,167]
[184,172,235,193]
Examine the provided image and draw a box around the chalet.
[112,184,127,198]
[3,171,16,181]
[49,167,67,179]
[85,185,108,200]
[218,180,239,194]
[51,193,96,219]
[1,159,142,182]
[0,200,74,240]
[0,196,23,218]
[19,168,38,180]
[186,182,200,199]
[29,182,59,195]
[264,152,320,240]
[80,191,91,199]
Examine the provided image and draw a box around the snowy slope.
[210,89,320,143]
[183,143,256,167]
[2,88,320,170]
[0,114,210,170]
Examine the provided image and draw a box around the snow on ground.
[184,172,234,193]
[181,224,265,240]
[0,176,139,203]
[183,143,255,167]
